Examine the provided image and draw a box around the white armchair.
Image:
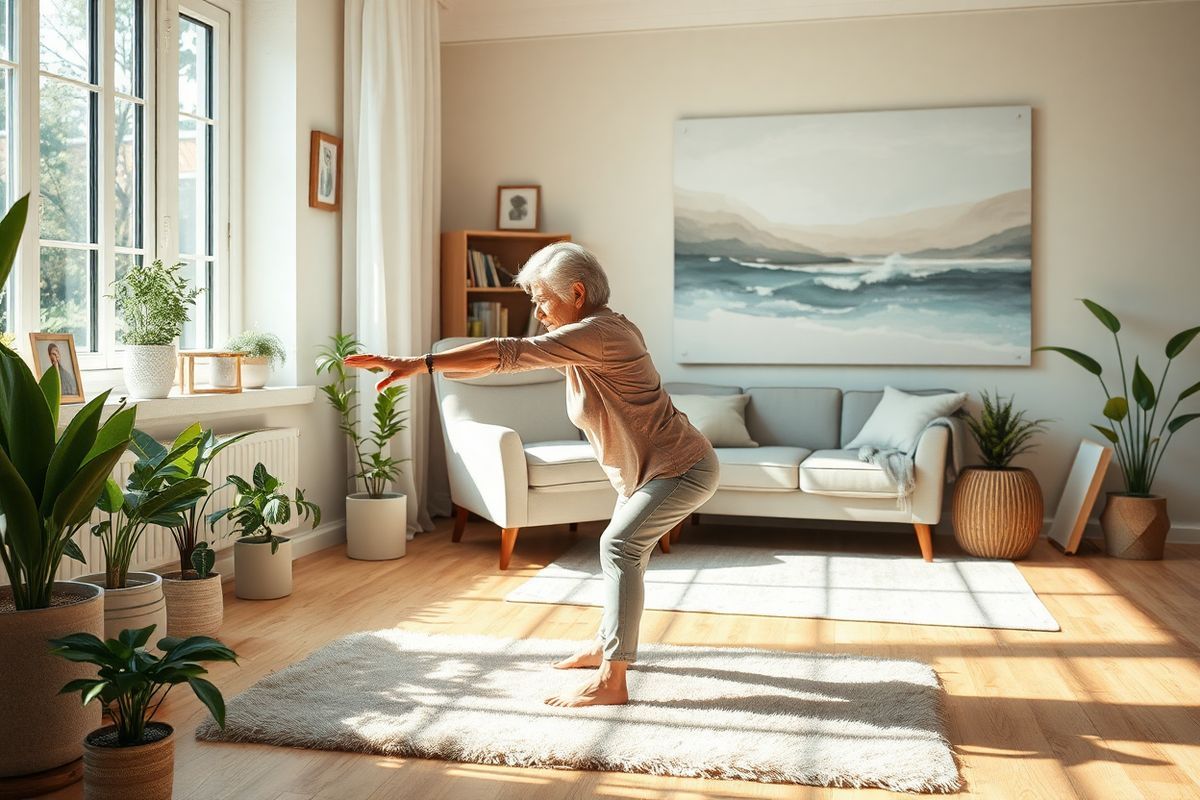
[433,337,618,569]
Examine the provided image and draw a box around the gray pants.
[597,449,720,662]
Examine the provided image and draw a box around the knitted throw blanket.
[855,415,967,511]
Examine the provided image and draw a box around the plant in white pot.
[209,462,321,600]
[112,259,201,399]
[317,333,409,561]
[51,624,236,800]
[214,330,286,389]
[1037,299,1199,559]
[0,194,138,791]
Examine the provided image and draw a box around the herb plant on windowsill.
[217,330,287,389]
[316,333,410,561]
[111,259,202,399]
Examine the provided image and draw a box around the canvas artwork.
[674,106,1032,365]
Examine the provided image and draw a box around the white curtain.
[343,0,441,534]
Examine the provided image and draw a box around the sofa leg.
[669,521,683,544]
[569,522,578,532]
[658,533,671,554]
[914,523,934,562]
[452,505,468,543]
[500,528,519,570]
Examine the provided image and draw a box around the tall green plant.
[111,259,201,346]
[1036,299,1200,496]
[964,390,1050,469]
[316,334,408,498]
[208,463,321,554]
[0,195,138,610]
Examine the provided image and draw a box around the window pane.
[0,67,11,209]
[178,16,210,117]
[40,246,91,349]
[113,252,140,346]
[40,0,91,83]
[115,0,140,97]
[0,0,12,63]
[178,258,197,349]
[178,116,209,256]
[40,77,93,243]
[115,98,140,247]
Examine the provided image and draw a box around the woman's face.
[530,282,586,331]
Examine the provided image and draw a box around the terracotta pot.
[951,466,1044,559]
[234,537,293,600]
[346,492,408,560]
[0,582,103,781]
[77,572,167,644]
[1100,493,1170,560]
[82,723,174,800]
[162,572,224,638]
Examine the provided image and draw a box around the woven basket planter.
[162,572,224,638]
[1100,493,1169,560]
[952,467,1044,559]
[83,723,174,800]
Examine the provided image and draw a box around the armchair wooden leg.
[669,521,683,543]
[658,533,671,554]
[452,505,468,543]
[569,522,578,532]
[914,523,934,562]
[500,528,519,570]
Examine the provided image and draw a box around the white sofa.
[433,337,956,568]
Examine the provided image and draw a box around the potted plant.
[317,333,409,561]
[214,330,286,389]
[209,462,321,600]
[1037,300,1199,559]
[0,194,138,789]
[157,424,253,638]
[51,625,236,800]
[951,391,1050,559]
[112,259,201,398]
[77,427,209,641]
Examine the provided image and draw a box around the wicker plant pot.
[951,466,1044,559]
[76,572,167,644]
[1100,493,1169,560]
[162,572,224,638]
[82,723,174,800]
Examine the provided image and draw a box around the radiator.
[46,427,302,581]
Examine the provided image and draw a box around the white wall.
[440,1,1200,539]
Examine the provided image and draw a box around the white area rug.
[506,542,1060,632]
[195,629,960,792]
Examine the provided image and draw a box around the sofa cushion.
[524,440,606,487]
[841,387,959,448]
[799,449,904,498]
[671,393,758,447]
[745,387,842,450]
[716,447,811,490]
[845,386,967,453]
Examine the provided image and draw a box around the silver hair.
[514,242,611,307]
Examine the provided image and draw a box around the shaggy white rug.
[195,630,960,792]
[506,542,1059,632]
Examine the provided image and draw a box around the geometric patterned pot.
[951,466,1044,559]
[1100,493,1169,560]
[123,344,177,399]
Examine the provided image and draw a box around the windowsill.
[58,385,318,427]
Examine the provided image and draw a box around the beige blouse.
[494,307,713,497]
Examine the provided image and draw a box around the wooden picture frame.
[1047,439,1114,555]
[496,185,540,231]
[309,131,342,211]
[28,332,85,404]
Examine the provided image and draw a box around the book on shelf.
[467,301,510,337]
[466,250,513,288]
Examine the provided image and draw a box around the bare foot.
[552,641,604,670]
[544,661,629,707]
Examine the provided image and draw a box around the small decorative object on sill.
[177,351,244,395]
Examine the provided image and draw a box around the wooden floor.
[46,517,1200,800]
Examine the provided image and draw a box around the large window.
[0,0,232,369]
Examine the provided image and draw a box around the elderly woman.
[346,242,719,707]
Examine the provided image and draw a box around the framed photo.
[309,131,342,211]
[497,185,540,231]
[29,332,85,404]
[1047,439,1114,555]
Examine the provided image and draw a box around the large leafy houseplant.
[1036,299,1199,496]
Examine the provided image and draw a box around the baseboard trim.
[144,520,348,583]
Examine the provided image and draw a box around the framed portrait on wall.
[309,131,342,211]
[497,185,540,231]
[29,332,85,404]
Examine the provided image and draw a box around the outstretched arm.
[345,339,501,390]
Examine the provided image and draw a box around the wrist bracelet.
[424,353,435,374]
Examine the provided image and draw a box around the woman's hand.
[344,353,422,391]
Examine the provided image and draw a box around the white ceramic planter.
[162,572,224,638]
[77,572,168,644]
[234,537,293,600]
[346,492,408,560]
[241,357,271,389]
[124,344,177,399]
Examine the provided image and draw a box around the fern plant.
[111,259,201,346]
[225,330,286,369]
[964,390,1050,469]
[315,334,408,498]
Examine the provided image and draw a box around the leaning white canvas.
[1047,439,1114,554]
[674,105,1032,365]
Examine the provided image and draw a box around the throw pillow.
[671,393,758,448]
[845,386,968,453]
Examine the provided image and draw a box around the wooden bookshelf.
[440,229,572,338]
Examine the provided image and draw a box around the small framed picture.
[29,332,85,404]
[309,131,342,211]
[497,185,540,231]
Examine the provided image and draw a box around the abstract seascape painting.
[674,106,1031,365]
